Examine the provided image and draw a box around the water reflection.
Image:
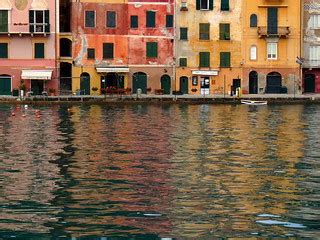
[0,104,319,238]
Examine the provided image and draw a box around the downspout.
[55,0,59,91]
[173,0,176,96]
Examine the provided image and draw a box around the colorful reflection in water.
[0,104,319,238]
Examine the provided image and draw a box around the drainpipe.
[173,0,176,96]
[55,0,59,92]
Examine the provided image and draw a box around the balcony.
[258,26,290,38]
[0,23,50,36]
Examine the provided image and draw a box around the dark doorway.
[304,74,316,93]
[0,75,11,95]
[161,74,171,94]
[133,72,147,94]
[31,80,44,95]
[60,62,72,94]
[267,7,278,34]
[249,71,258,94]
[232,78,241,94]
[266,72,282,93]
[80,72,90,95]
[180,76,188,94]
[60,38,72,57]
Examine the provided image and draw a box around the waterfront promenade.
[1,93,320,104]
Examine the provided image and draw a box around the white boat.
[241,99,268,105]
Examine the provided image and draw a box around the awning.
[192,70,219,76]
[21,70,53,80]
[96,67,130,73]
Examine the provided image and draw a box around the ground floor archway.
[132,72,147,94]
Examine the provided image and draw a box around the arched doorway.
[266,72,282,93]
[60,38,72,57]
[133,72,147,94]
[180,76,188,94]
[0,74,11,95]
[304,74,315,93]
[160,74,171,94]
[80,72,90,95]
[249,71,258,94]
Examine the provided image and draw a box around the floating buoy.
[35,110,40,113]
[24,105,28,109]
[67,108,71,112]
[22,114,26,117]
[11,112,16,116]
[36,114,41,118]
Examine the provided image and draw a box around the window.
[250,45,257,60]
[0,10,8,32]
[199,23,210,40]
[310,46,320,61]
[106,11,116,28]
[0,43,8,58]
[196,0,213,10]
[166,15,173,28]
[85,10,95,28]
[250,14,257,27]
[221,0,229,11]
[87,48,95,59]
[34,43,44,59]
[29,10,50,33]
[131,15,138,28]
[180,27,188,40]
[220,52,231,67]
[146,11,155,28]
[310,15,320,29]
[103,43,114,59]
[199,52,210,67]
[267,42,277,59]
[179,57,187,67]
[146,42,158,58]
[219,23,230,40]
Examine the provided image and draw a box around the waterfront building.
[302,0,320,93]
[241,0,301,95]
[68,0,174,95]
[175,0,242,95]
[0,0,58,96]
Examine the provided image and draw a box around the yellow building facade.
[175,0,243,95]
[241,0,301,94]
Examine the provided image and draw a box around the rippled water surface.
[0,103,319,238]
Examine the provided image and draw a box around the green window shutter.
[45,10,50,32]
[107,11,116,28]
[209,0,214,10]
[180,27,188,40]
[196,0,200,10]
[179,58,187,67]
[29,10,34,32]
[221,0,229,11]
[35,43,44,58]
[0,11,8,32]
[220,52,230,67]
[220,23,230,40]
[146,42,158,58]
[87,48,95,59]
[199,23,210,40]
[146,11,155,28]
[103,43,114,59]
[131,15,138,28]
[0,43,8,58]
[199,52,210,67]
[85,11,95,28]
[166,15,173,28]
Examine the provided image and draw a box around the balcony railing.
[0,23,50,36]
[29,23,50,34]
[258,26,290,38]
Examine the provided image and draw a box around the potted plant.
[48,88,56,96]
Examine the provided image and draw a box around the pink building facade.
[0,0,57,96]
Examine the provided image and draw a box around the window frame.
[220,52,231,67]
[180,27,188,40]
[200,0,210,10]
[179,57,187,67]
[309,45,320,61]
[199,23,210,40]
[0,10,9,33]
[146,11,156,28]
[267,42,277,60]
[199,52,210,67]
[166,15,173,28]
[34,42,45,59]
[29,10,50,33]
[221,0,230,11]
[85,10,96,28]
[130,15,138,28]
[103,43,114,59]
[250,45,257,61]
[310,14,320,29]
[0,42,8,59]
[87,48,95,60]
[106,11,117,28]
[250,14,258,28]
[219,23,230,40]
[146,42,158,58]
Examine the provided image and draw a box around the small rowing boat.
[241,100,268,105]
